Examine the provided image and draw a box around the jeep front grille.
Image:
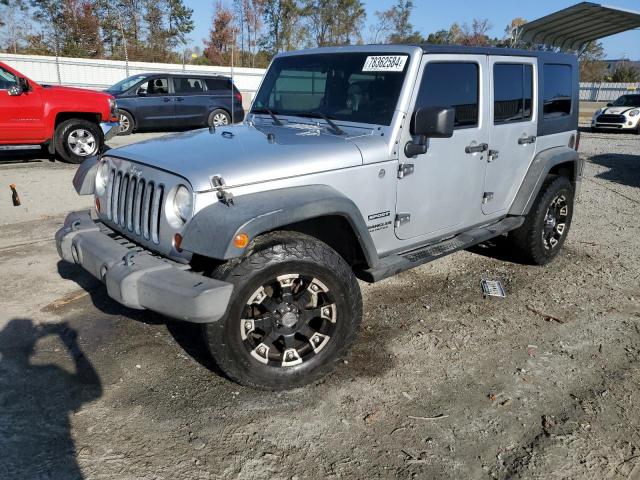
[105,168,164,244]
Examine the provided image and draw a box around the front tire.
[203,232,362,390]
[117,110,134,136]
[508,176,575,265]
[54,119,102,164]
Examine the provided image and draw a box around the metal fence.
[0,53,266,109]
[579,82,640,101]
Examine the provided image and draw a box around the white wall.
[0,53,266,108]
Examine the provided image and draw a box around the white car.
[591,94,640,133]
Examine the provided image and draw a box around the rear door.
[483,57,537,215]
[395,55,490,240]
[134,76,174,128]
[204,77,235,121]
[172,77,209,127]
[0,66,45,143]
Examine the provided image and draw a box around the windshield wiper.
[295,112,345,136]
[251,107,283,126]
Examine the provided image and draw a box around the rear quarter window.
[543,64,572,118]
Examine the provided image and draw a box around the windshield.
[107,75,147,94]
[612,95,640,107]
[252,52,410,126]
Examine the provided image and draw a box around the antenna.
[231,30,235,124]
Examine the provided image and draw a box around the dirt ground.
[0,128,639,479]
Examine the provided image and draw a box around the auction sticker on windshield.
[362,56,408,72]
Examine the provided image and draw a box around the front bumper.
[100,121,120,141]
[55,211,233,323]
[592,117,639,130]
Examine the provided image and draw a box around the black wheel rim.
[542,194,569,250]
[240,274,337,367]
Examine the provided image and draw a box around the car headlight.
[95,159,110,196]
[173,185,193,222]
[629,109,639,117]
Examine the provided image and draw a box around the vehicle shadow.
[0,318,102,479]
[589,153,640,189]
[0,148,50,165]
[55,260,230,380]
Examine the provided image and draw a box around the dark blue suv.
[106,73,245,135]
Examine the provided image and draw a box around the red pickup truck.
[0,61,119,163]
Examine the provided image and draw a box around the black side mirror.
[606,103,613,107]
[411,106,455,137]
[19,77,30,92]
[405,106,455,157]
[137,88,147,96]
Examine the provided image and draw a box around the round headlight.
[629,109,639,117]
[95,159,110,196]
[173,185,193,222]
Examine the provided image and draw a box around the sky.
[186,0,640,59]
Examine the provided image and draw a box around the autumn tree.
[204,1,236,65]
[579,41,606,82]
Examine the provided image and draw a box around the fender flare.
[181,184,379,267]
[72,155,99,195]
[509,146,582,216]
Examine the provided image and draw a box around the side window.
[0,67,17,90]
[205,78,230,92]
[493,63,534,124]
[543,64,572,118]
[416,62,479,128]
[174,77,205,94]
[138,78,169,95]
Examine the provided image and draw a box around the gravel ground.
[0,128,639,479]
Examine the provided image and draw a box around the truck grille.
[104,168,164,244]
[596,114,625,124]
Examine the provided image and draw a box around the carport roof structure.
[515,2,640,51]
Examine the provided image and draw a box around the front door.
[134,77,175,129]
[483,57,538,215]
[395,55,490,240]
[0,66,44,143]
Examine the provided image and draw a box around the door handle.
[465,143,488,154]
[176,97,185,102]
[163,97,171,102]
[518,135,536,145]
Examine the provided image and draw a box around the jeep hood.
[108,123,376,192]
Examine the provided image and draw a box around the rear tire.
[207,109,231,127]
[508,176,575,265]
[54,119,102,164]
[203,231,362,390]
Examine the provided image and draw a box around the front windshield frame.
[107,74,147,94]
[612,95,640,107]
[251,52,412,127]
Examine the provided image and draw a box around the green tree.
[386,0,423,44]
[260,0,305,54]
[304,0,365,46]
[610,64,640,82]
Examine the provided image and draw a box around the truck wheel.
[203,231,362,390]
[207,109,230,127]
[509,176,574,265]
[54,119,102,164]
[117,110,134,136]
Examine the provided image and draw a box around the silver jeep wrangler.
[57,45,582,389]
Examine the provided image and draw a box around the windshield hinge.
[395,213,411,227]
[212,175,234,206]
[397,163,415,179]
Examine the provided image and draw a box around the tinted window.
[138,78,169,95]
[205,78,231,91]
[107,74,146,94]
[0,67,17,90]
[612,95,640,107]
[252,52,409,126]
[416,63,479,128]
[493,64,533,124]
[173,77,205,94]
[543,64,572,118]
